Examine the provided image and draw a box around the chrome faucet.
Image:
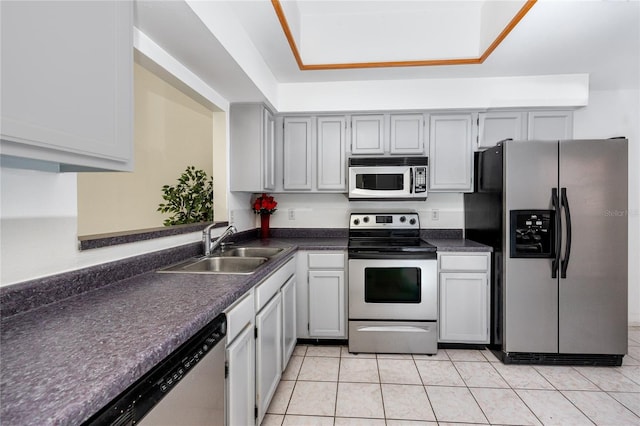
[203,225,237,256]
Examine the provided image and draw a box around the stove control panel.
[350,213,420,229]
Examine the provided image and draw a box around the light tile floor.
[262,326,640,425]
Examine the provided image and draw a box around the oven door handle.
[348,251,437,260]
[355,325,432,333]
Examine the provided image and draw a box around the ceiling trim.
[271,0,537,70]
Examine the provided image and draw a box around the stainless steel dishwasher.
[84,314,226,426]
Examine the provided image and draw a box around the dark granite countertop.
[0,236,349,426]
[426,238,493,252]
[0,233,491,425]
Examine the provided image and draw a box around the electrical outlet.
[288,209,295,220]
[229,210,234,224]
[431,209,439,221]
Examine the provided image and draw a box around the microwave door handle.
[410,168,414,193]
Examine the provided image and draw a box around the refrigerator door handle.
[551,188,561,279]
[560,187,572,278]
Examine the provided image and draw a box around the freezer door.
[558,139,628,354]
[504,141,559,353]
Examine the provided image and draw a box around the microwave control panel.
[414,167,427,193]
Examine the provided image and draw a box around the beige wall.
[78,61,215,235]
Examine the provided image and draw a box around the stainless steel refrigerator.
[465,138,628,365]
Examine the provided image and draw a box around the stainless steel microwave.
[348,157,428,200]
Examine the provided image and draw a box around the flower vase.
[260,213,270,239]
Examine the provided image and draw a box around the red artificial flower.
[252,193,278,215]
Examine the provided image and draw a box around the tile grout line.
[274,342,640,426]
[375,354,387,423]
[334,348,341,421]
[411,350,439,424]
[491,361,551,426]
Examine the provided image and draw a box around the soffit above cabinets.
[271,0,535,70]
[135,0,639,106]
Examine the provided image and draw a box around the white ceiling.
[135,0,640,105]
[266,0,527,65]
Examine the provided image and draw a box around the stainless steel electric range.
[348,212,438,354]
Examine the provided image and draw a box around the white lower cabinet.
[225,258,295,426]
[309,270,346,337]
[296,251,347,339]
[225,291,256,426]
[226,325,255,426]
[281,276,297,369]
[255,293,282,425]
[438,252,491,344]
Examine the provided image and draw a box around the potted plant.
[157,166,213,226]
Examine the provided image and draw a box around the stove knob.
[353,219,360,226]
[363,216,369,223]
[399,216,406,223]
[409,218,417,225]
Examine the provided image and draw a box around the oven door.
[348,258,437,321]
[348,166,413,199]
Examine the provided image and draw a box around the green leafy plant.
[158,166,213,226]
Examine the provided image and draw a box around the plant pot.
[260,213,270,239]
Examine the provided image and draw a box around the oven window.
[356,174,404,191]
[364,267,421,303]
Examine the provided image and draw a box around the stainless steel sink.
[220,247,284,258]
[158,256,267,274]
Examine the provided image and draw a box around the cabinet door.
[263,109,276,191]
[255,293,282,425]
[351,115,385,154]
[230,104,273,192]
[281,277,297,369]
[317,116,347,191]
[283,117,313,190]
[1,1,133,172]
[226,325,255,426]
[390,114,425,154]
[309,270,346,338]
[478,112,526,148]
[527,111,573,140]
[429,114,473,191]
[439,272,489,343]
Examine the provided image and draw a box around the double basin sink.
[158,247,285,275]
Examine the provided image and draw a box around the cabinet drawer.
[308,253,344,269]
[439,254,489,271]
[255,258,295,312]
[225,290,255,344]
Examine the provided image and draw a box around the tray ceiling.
[271,0,535,69]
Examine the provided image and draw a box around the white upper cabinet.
[283,117,313,190]
[351,115,385,154]
[477,112,526,149]
[264,110,276,191]
[317,116,347,191]
[390,114,426,155]
[0,1,133,172]
[527,111,573,140]
[230,104,276,192]
[429,114,473,192]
